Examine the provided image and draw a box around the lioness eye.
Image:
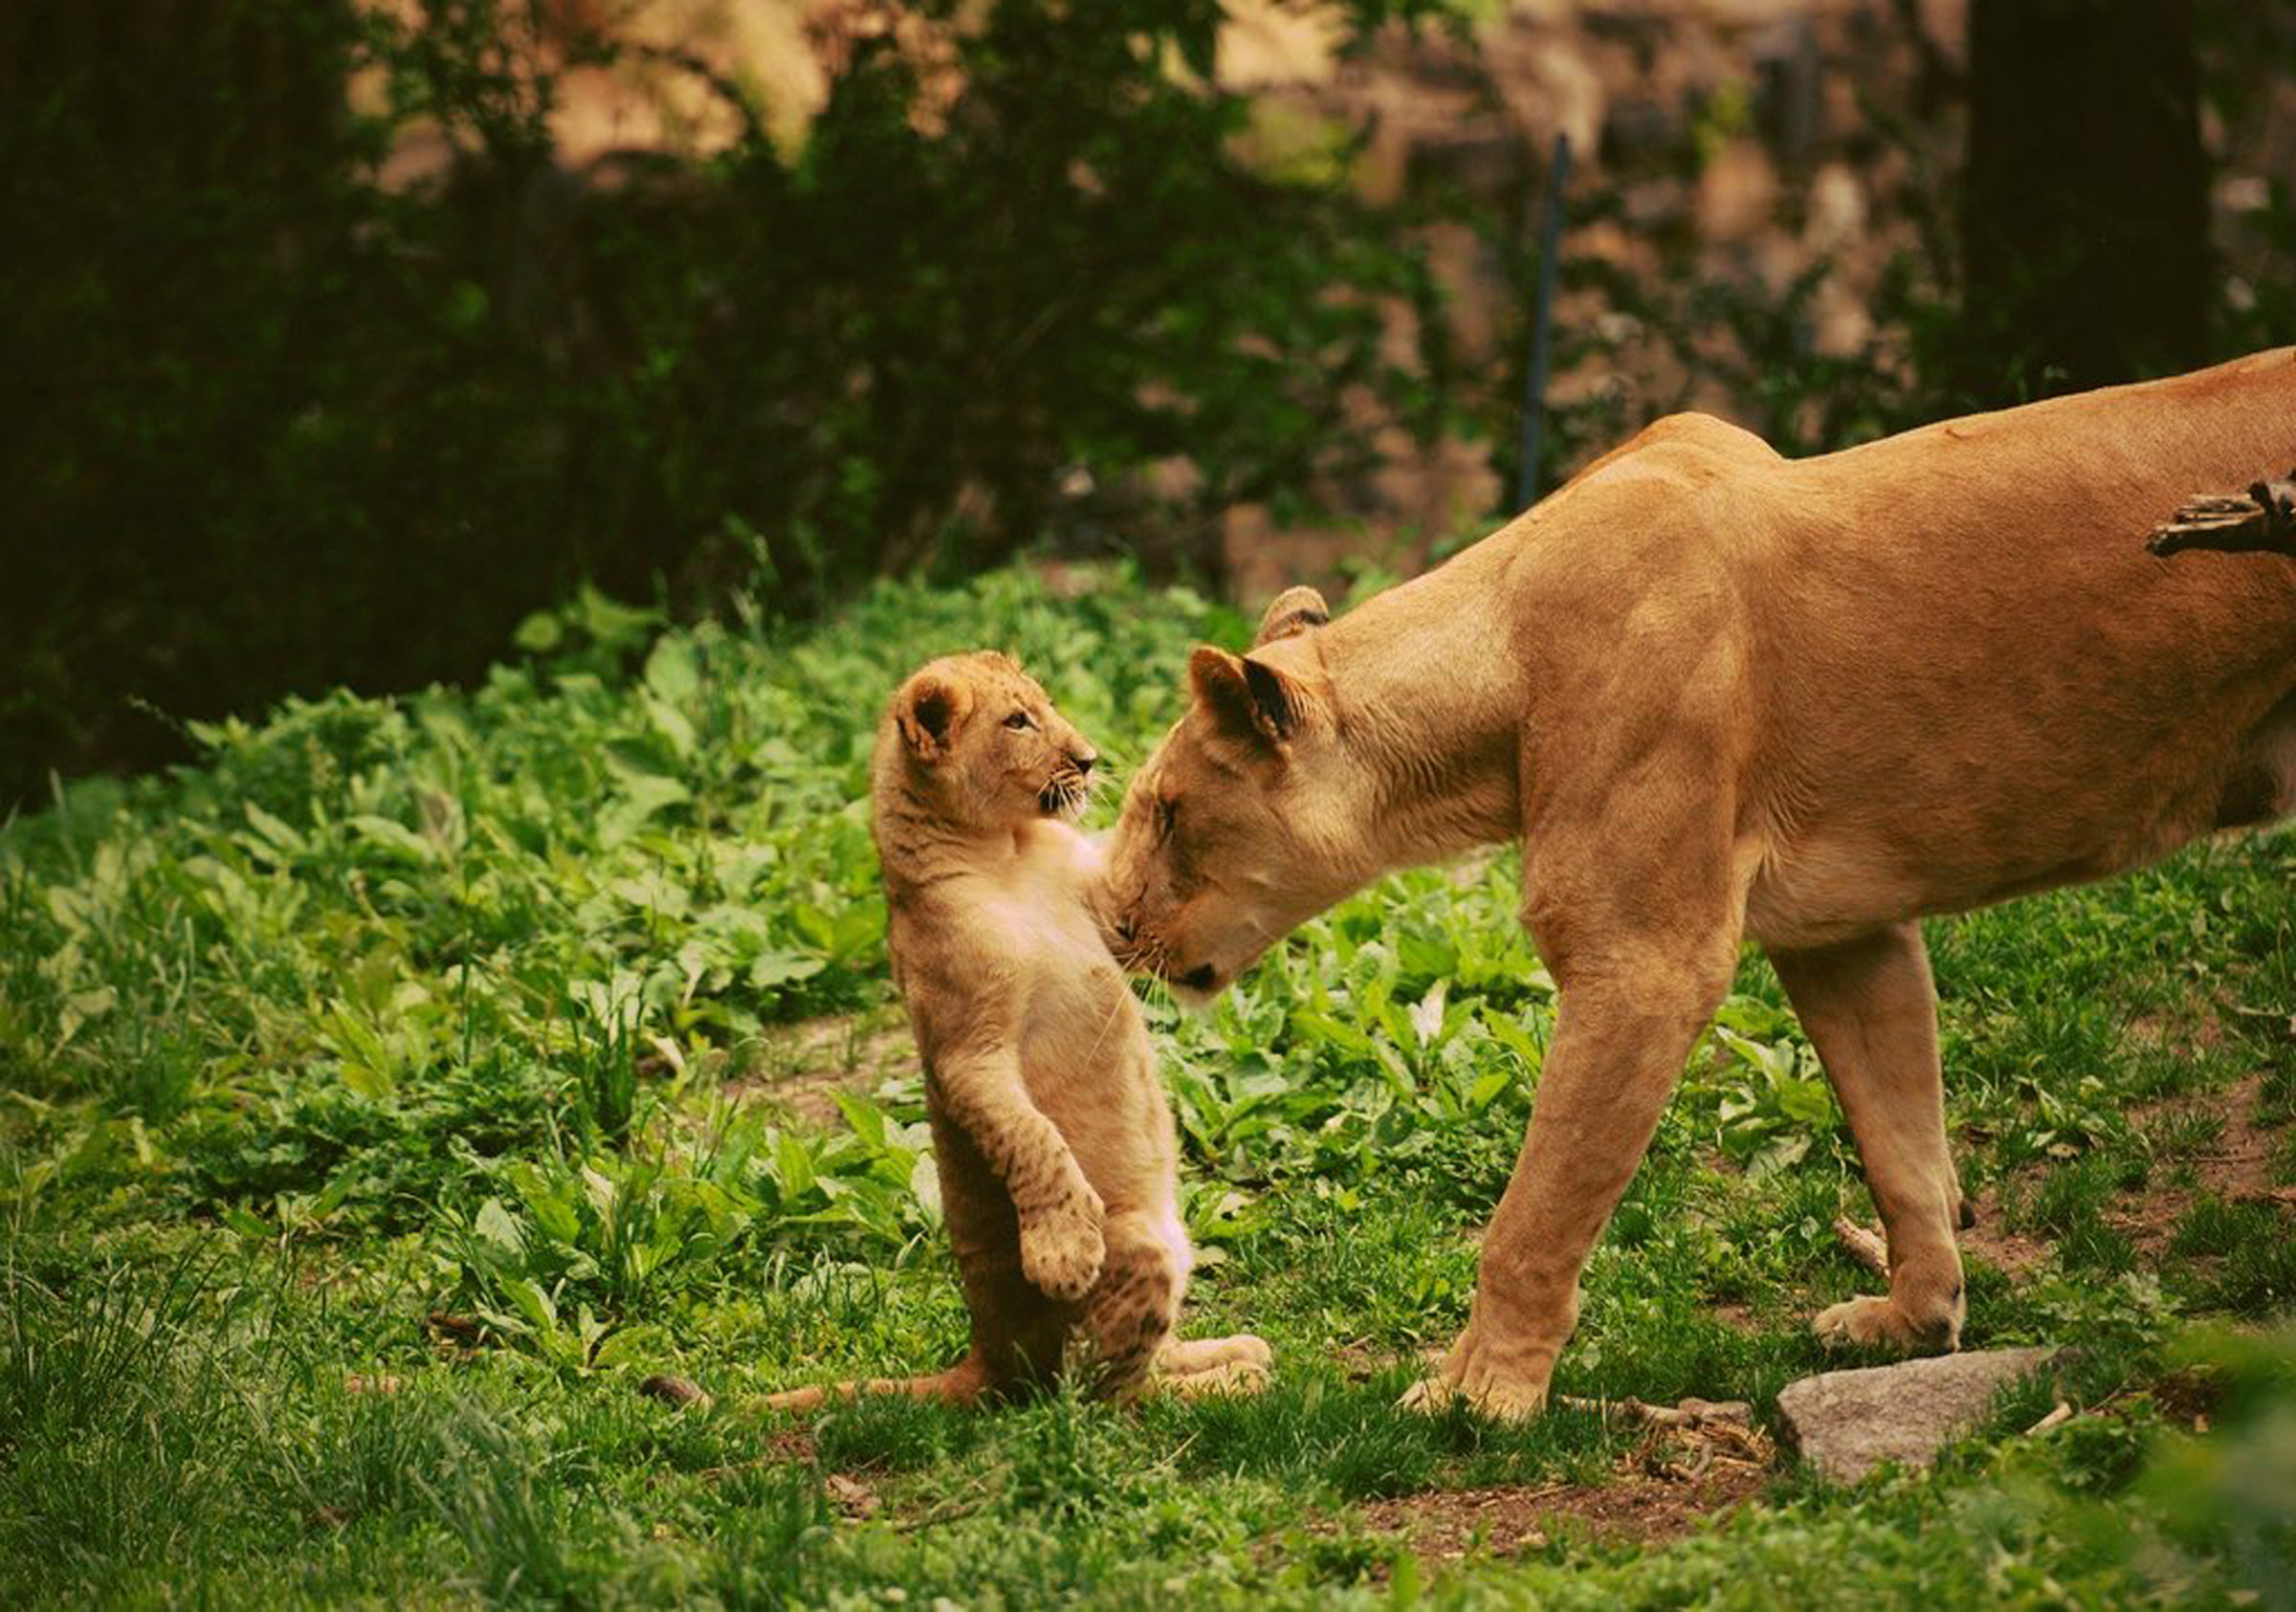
[1003,711,1032,730]
[1157,798,1178,835]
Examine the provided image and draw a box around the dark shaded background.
[4,0,2292,807]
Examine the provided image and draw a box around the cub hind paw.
[1158,1333,1272,1382]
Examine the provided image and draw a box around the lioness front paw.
[1021,1194,1106,1301]
[1399,1332,1552,1423]
[1399,1373,1549,1423]
[1811,1293,1960,1353]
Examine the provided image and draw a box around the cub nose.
[1073,751,1097,775]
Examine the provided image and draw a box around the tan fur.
[764,652,1269,1412]
[1101,349,2296,1419]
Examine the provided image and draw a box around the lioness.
[766,652,1269,1410]
[1100,348,2296,1420]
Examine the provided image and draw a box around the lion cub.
[766,652,1269,1408]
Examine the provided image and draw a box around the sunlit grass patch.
[2,567,2292,1606]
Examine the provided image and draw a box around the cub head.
[880,651,1099,829]
[1100,586,1371,1002]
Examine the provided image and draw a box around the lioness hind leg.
[1771,923,1964,1352]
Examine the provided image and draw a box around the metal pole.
[1516,131,1572,514]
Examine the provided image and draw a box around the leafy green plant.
[2,563,2292,1607]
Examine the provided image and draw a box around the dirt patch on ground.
[2160,1072,2282,1201]
[2124,1008,2229,1057]
[1954,1071,2294,1274]
[1336,1408,1773,1573]
[1354,1462,1768,1565]
[727,1009,917,1126]
[1960,1182,2055,1277]
[2113,1073,2292,1254]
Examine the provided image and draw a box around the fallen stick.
[1831,1217,1891,1280]
[2024,1401,2074,1437]
[2147,471,2296,558]
[1555,1393,1754,1428]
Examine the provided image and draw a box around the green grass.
[3,565,2294,1607]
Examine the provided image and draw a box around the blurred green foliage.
[9,0,2291,812]
[0,0,1444,805]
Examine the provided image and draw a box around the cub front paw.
[1021,1195,1106,1301]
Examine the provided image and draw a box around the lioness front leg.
[1771,923,1964,1351]
[1404,948,1736,1421]
[1399,657,1755,1421]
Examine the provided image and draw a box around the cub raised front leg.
[1079,1211,1272,1401]
[928,1047,1107,1302]
[1076,1209,1184,1401]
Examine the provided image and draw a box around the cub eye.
[1156,797,1179,836]
[1003,711,1033,731]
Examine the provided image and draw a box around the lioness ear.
[1188,645,1301,747]
[1252,585,1331,649]
[895,672,970,762]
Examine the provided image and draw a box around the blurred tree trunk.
[0,0,357,800]
[1960,0,2210,404]
[0,0,350,183]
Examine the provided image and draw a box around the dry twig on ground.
[1831,1217,1892,1280]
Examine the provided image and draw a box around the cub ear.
[1188,645,1302,747]
[894,671,971,762]
[1252,585,1331,649]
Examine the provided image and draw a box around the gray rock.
[1776,1348,2058,1484]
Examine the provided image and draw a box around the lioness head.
[1101,587,1372,1001]
[881,651,1099,829]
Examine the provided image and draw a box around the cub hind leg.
[1081,1211,1271,1401]
[763,1250,1075,1411]
[1077,1210,1184,1401]
[766,1111,1077,1413]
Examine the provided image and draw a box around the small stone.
[828,1472,881,1517]
[637,1374,713,1410]
[1776,1348,2057,1484]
